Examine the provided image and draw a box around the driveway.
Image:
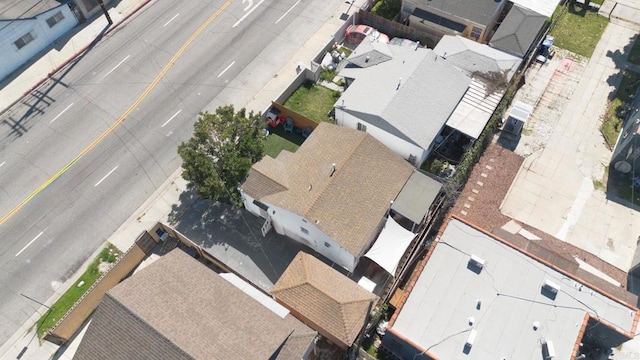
[501,23,640,272]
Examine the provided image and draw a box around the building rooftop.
[390,171,442,225]
[271,252,378,348]
[73,249,316,360]
[489,5,547,58]
[434,35,521,82]
[389,218,639,360]
[241,123,414,256]
[338,42,470,149]
[410,0,505,26]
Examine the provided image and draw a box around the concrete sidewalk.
[501,22,640,272]
[0,0,360,358]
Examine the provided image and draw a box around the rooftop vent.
[330,163,337,177]
[465,329,477,348]
[542,280,560,295]
[469,254,485,270]
[542,339,555,359]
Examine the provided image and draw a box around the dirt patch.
[98,260,113,274]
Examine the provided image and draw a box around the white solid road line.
[218,61,235,78]
[50,103,74,124]
[162,109,182,127]
[15,231,44,257]
[233,0,265,27]
[94,166,119,187]
[163,13,180,27]
[99,55,131,82]
[275,0,302,24]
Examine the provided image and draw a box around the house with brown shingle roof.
[73,249,317,360]
[239,123,415,272]
[271,252,378,349]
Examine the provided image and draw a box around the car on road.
[345,25,390,45]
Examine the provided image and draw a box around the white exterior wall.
[240,190,358,271]
[0,5,78,81]
[335,108,428,166]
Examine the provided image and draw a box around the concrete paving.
[0,0,363,358]
[501,22,640,273]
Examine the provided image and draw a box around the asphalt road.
[0,0,340,344]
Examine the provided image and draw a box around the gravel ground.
[511,49,588,157]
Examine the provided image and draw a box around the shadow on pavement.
[0,24,110,141]
[605,167,640,210]
[166,189,310,290]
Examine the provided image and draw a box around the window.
[14,32,35,49]
[470,26,482,41]
[357,122,367,132]
[46,11,65,27]
[301,227,309,235]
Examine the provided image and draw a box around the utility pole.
[98,0,113,25]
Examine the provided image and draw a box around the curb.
[0,0,155,117]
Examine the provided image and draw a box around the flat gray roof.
[411,0,505,25]
[391,218,637,360]
[391,171,442,224]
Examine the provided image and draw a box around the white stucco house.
[334,41,471,166]
[239,123,417,272]
[0,0,79,81]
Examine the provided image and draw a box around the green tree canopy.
[178,105,265,206]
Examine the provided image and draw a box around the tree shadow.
[604,34,638,98]
[568,2,586,16]
[603,33,640,210]
[0,24,110,143]
[166,189,309,290]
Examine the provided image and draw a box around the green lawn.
[371,0,401,20]
[600,70,640,148]
[628,37,640,65]
[283,81,339,123]
[263,126,303,158]
[36,243,122,338]
[550,4,608,57]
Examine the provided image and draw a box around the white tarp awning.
[365,217,415,275]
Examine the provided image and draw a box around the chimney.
[365,55,370,63]
[415,41,420,50]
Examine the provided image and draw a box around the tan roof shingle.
[241,123,414,254]
[74,249,316,360]
[271,252,378,348]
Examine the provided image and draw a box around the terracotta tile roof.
[271,252,378,347]
[241,123,414,255]
[73,249,316,360]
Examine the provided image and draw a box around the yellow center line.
[0,0,234,225]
